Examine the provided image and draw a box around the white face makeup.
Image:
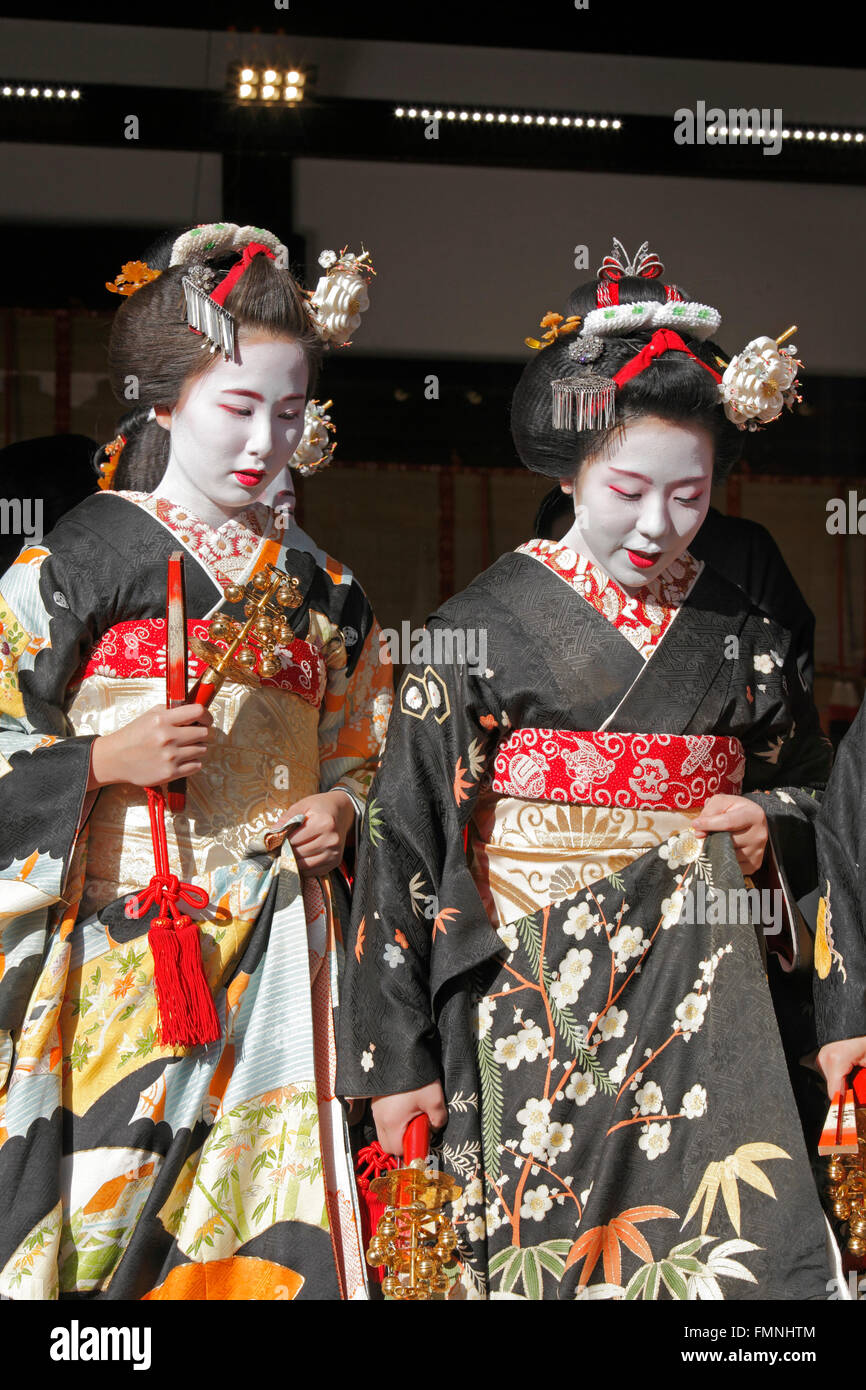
[558,416,714,593]
[156,335,308,528]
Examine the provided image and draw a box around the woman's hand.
[692,794,769,876]
[817,1038,866,1100]
[282,790,356,877]
[88,703,213,790]
[371,1081,449,1157]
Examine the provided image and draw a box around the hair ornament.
[552,328,721,434]
[525,311,582,350]
[289,399,337,476]
[567,333,604,364]
[169,223,288,269]
[551,367,616,431]
[581,298,722,341]
[308,248,376,346]
[598,238,664,283]
[718,327,802,431]
[105,261,162,297]
[96,433,127,490]
[181,241,276,364]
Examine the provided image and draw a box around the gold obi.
[468,785,701,929]
[67,676,320,914]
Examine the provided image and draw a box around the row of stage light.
[2,78,865,147]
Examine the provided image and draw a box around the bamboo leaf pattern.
[477,1025,503,1181]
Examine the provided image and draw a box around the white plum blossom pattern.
[635,1080,664,1115]
[610,923,647,969]
[383,943,405,969]
[545,1121,574,1162]
[599,1005,629,1041]
[681,1084,708,1119]
[675,991,708,1039]
[565,1071,598,1106]
[493,1035,522,1071]
[638,1120,672,1161]
[549,947,593,1007]
[563,901,601,939]
[472,996,496,1040]
[520,1185,554,1222]
[361,1050,374,1072]
[658,828,704,870]
[497,921,519,954]
[516,1023,550,1064]
[660,891,686,930]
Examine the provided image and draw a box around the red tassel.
[149,915,221,1047]
[355,1141,400,1284]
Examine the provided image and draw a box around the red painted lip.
[233,470,264,488]
[626,549,660,569]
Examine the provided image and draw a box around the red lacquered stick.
[403,1115,430,1167]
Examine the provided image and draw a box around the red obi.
[72,619,327,708]
[491,729,746,810]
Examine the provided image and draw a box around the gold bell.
[259,655,280,678]
[236,648,257,671]
[224,584,244,604]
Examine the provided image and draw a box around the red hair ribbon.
[210,241,276,307]
[597,281,619,308]
[612,328,722,387]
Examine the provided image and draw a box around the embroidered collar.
[116,491,277,584]
[516,537,703,660]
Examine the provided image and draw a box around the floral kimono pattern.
[0,490,392,1300]
[338,538,837,1300]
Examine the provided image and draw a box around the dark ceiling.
[2,2,863,69]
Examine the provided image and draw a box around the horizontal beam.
[2,87,864,185]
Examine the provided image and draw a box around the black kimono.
[338,537,837,1300]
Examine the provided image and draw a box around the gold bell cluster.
[366,1165,462,1301]
[827,1140,866,1262]
[192,564,303,685]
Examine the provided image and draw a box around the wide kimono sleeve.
[335,631,505,1099]
[0,540,102,1033]
[812,698,866,1044]
[733,606,834,917]
[316,615,393,813]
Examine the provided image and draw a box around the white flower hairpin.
[308,247,376,346]
[717,327,802,431]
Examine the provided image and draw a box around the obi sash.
[72,618,327,707]
[491,729,745,810]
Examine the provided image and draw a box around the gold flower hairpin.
[525,311,582,350]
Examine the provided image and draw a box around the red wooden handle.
[403,1115,429,1166]
[165,552,188,812]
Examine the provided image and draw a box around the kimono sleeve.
[0,543,100,1029]
[316,616,393,812]
[336,637,504,1099]
[735,609,832,916]
[813,699,866,1045]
